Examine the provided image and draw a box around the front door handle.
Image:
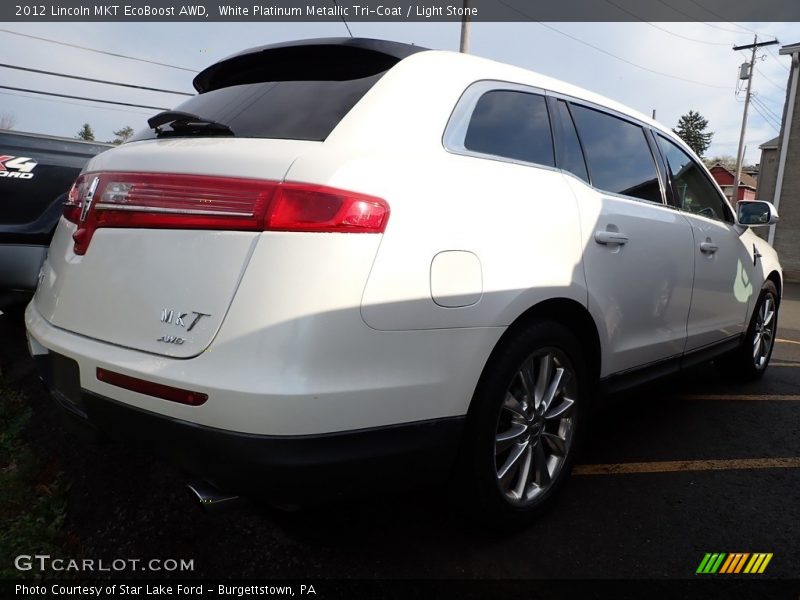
[700,241,719,254]
[594,230,629,246]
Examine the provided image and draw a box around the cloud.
[0,21,793,163]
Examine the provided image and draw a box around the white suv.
[26,38,782,521]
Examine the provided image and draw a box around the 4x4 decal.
[0,155,38,179]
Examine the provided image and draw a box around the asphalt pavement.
[1,285,798,590]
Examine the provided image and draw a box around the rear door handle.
[594,230,629,246]
[700,241,719,254]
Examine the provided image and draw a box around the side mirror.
[737,201,779,227]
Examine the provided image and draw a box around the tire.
[457,320,588,527]
[716,281,779,381]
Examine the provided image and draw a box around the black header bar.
[3,0,800,22]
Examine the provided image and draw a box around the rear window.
[131,74,383,142]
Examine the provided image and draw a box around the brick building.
[756,42,800,281]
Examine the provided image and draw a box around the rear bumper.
[33,351,465,500]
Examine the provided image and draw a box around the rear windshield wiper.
[147,110,234,137]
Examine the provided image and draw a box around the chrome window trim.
[545,90,651,131]
[443,80,670,207]
[442,79,560,173]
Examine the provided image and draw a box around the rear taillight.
[267,183,389,234]
[64,174,88,224]
[64,172,389,255]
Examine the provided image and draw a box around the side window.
[570,104,662,204]
[464,90,554,167]
[554,100,589,183]
[657,136,733,223]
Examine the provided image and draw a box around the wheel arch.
[467,297,602,420]
[766,270,782,307]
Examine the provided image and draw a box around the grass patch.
[0,381,68,579]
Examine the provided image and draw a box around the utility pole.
[732,36,778,203]
[459,0,471,53]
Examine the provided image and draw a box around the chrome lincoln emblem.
[80,176,100,222]
[160,309,210,332]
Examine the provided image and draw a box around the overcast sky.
[0,21,796,164]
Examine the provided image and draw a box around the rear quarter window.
[463,90,555,167]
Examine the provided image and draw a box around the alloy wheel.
[494,348,577,505]
[753,293,776,370]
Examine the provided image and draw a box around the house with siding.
[756,42,800,281]
[710,163,757,201]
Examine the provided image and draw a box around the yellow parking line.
[573,457,800,475]
[679,394,800,401]
[776,338,800,345]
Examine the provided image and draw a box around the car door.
[654,134,758,351]
[561,101,695,376]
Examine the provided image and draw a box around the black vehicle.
[0,130,110,310]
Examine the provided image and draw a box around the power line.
[754,66,787,93]
[0,28,198,73]
[766,46,790,72]
[751,96,781,124]
[0,89,152,115]
[0,63,194,96]
[331,0,352,37]
[602,0,730,46]
[0,85,168,110]
[751,91,784,109]
[650,0,711,22]
[750,101,781,131]
[643,22,730,47]
[495,1,730,89]
[700,22,759,35]
[751,95,782,123]
[681,0,745,27]
[537,22,730,89]
[502,16,732,89]
[660,0,779,39]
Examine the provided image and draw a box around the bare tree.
[0,112,17,130]
[110,126,134,145]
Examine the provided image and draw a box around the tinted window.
[657,136,732,223]
[464,91,554,166]
[570,105,661,203]
[131,74,383,142]
[554,100,589,182]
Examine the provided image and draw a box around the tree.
[673,110,713,157]
[703,155,738,170]
[110,125,134,145]
[76,123,95,141]
[703,155,757,172]
[0,112,17,130]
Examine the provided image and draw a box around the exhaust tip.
[186,481,242,512]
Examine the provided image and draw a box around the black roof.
[193,38,428,93]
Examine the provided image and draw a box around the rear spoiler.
[193,37,428,93]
